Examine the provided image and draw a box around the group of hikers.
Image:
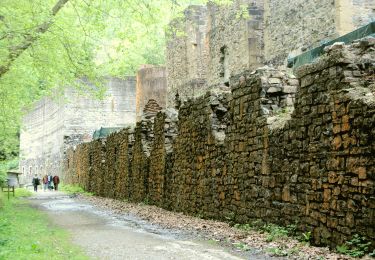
[32,174,60,192]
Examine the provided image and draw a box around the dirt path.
[27,191,269,260]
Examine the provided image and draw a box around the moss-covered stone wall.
[65,41,374,247]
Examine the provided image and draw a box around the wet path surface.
[27,191,269,260]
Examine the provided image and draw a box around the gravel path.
[75,194,361,260]
[27,191,269,260]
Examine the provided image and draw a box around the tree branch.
[0,0,69,78]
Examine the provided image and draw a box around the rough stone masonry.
[65,39,374,248]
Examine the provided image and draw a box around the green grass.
[0,189,88,260]
[60,184,93,196]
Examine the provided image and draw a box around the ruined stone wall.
[264,0,337,67]
[65,41,374,247]
[335,0,375,36]
[166,1,264,104]
[136,66,167,121]
[129,122,150,202]
[167,92,231,218]
[264,0,374,67]
[166,5,208,106]
[281,42,375,245]
[166,1,374,97]
[206,0,264,87]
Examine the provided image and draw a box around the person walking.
[42,175,48,191]
[48,174,53,190]
[32,174,40,192]
[53,175,60,191]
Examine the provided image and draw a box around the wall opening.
[220,46,230,86]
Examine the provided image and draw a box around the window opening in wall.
[220,46,230,86]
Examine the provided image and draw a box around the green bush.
[336,234,372,258]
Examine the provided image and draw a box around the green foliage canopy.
[1,0,223,160]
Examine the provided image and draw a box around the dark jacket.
[32,177,40,186]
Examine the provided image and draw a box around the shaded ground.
[76,195,360,260]
[27,191,268,260]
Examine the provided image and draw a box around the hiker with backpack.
[32,174,40,192]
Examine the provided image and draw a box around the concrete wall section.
[19,77,136,184]
[64,77,136,137]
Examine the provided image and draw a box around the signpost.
[2,183,15,200]
[2,171,21,200]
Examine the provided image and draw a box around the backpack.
[34,178,40,185]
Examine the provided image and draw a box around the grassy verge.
[0,188,88,259]
[60,184,93,196]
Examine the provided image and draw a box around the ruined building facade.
[166,0,374,104]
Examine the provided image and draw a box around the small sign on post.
[2,181,15,200]
[2,171,21,200]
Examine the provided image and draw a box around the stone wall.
[206,0,264,87]
[166,0,374,102]
[264,0,336,67]
[263,0,374,67]
[65,41,374,247]
[19,77,136,184]
[166,5,208,106]
[335,0,375,36]
[166,1,264,104]
[136,66,167,121]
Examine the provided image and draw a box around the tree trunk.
[0,0,69,78]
